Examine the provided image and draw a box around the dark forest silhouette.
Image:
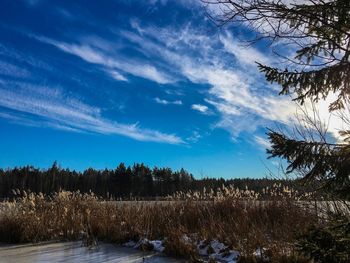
[0,162,299,199]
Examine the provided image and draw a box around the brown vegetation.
[0,186,320,262]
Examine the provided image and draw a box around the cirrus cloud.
[0,82,183,144]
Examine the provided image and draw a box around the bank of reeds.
[0,185,322,262]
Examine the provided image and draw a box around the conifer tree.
[204,1,350,261]
[205,0,350,200]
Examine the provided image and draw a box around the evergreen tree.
[205,0,350,261]
[205,0,350,199]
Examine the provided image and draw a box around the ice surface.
[0,241,182,263]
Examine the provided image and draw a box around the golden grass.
[0,186,319,262]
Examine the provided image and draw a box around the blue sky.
[0,0,301,178]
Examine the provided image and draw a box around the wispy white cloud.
[205,99,240,116]
[0,111,85,133]
[154,97,182,105]
[254,135,271,150]
[125,17,348,143]
[24,17,342,144]
[220,32,272,67]
[165,89,184,96]
[187,130,202,143]
[121,23,298,138]
[0,83,183,144]
[216,115,264,139]
[108,70,128,82]
[191,104,210,114]
[0,44,53,74]
[0,60,30,78]
[34,36,173,84]
[28,22,302,141]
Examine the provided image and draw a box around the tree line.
[0,162,299,199]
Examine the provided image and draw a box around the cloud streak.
[154,97,182,105]
[0,82,183,144]
[121,23,298,139]
[19,13,342,145]
[191,104,210,114]
[34,36,173,84]
[254,135,271,150]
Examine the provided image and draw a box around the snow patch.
[123,240,137,247]
[253,247,269,262]
[123,238,165,253]
[197,239,240,263]
[124,237,240,262]
[149,240,165,253]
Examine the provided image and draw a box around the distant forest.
[0,162,301,199]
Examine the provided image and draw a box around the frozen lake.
[0,242,184,263]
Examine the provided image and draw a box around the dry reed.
[0,185,320,262]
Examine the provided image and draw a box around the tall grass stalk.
[0,185,321,262]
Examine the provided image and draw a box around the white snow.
[123,240,137,247]
[197,239,240,263]
[124,237,240,263]
[149,240,165,253]
[253,247,269,262]
[123,238,165,253]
